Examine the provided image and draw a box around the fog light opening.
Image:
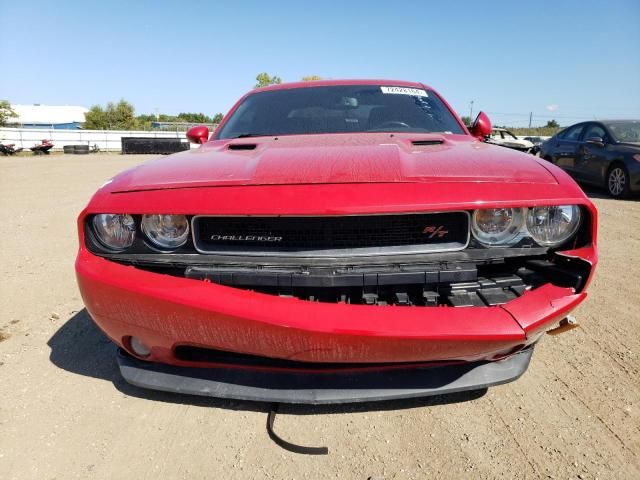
[129,336,151,357]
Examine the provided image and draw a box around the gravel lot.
[1,154,638,479]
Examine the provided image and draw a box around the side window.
[583,124,606,141]
[563,124,585,141]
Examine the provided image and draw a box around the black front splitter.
[117,347,533,405]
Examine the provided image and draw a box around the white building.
[8,104,89,129]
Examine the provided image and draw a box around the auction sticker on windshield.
[380,86,428,96]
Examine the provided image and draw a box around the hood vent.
[228,143,257,151]
[411,139,444,146]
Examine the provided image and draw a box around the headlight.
[92,214,136,250]
[141,214,190,249]
[471,208,524,246]
[526,205,581,247]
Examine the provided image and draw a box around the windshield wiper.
[231,133,269,139]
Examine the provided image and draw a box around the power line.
[485,111,638,120]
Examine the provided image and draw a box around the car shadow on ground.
[48,309,487,416]
[580,184,639,201]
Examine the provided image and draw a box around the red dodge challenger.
[76,80,597,404]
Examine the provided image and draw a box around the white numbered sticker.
[380,86,428,97]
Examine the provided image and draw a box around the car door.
[576,123,610,185]
[551,123,586,174]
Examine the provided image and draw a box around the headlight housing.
[92,214,136,251]
[526,205,581,247]
[471,205,582,248]
[141,214,190,249]
[471,208,524,246]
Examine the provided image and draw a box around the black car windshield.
[215,85,465,139]
[605,121,640,143]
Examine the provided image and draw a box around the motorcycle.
[0,143,24,155]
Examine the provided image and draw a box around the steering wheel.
[374,120,411,129]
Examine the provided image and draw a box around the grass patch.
[508,127,562,137]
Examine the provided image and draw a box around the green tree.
[301,75,322,81]
[254,72,282,88]
[136,112,224,128]
[460,115,472,126]
[84,100,137,130]
[176,112,212,123]
[110,100,137,130]
[157,113,177,123]
[84,105,108,129]
[135,114,156,129]
[0,100,17,127]
[545,119,560,128]
[136,114,156,123]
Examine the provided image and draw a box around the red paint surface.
[106,134,558,193]
[77,249,526,364]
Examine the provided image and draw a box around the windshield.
[215,85,465,139]
[605,121,640,143]
[505,131,519,140]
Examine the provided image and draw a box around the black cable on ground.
[266,404,329,455]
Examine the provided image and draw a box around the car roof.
[254,79,432,92]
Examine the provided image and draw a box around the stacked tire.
[74,145,89,154]
[64,145,90,154]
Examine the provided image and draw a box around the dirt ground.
[1,153,638,480]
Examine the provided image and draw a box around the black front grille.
[193,212,469,254]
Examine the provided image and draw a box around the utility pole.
[469,100,474,121]
[528,112,532,128]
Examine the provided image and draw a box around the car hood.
[109,133,558,193]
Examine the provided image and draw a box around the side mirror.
[469,112,492,140]
[585,136,604,147]
[186,125,210,144]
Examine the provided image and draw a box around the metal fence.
[0,127,199,152]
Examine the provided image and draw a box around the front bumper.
[77,248,587,366]
[117,345,534,404]
[76,179,597,403]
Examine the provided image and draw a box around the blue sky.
[1,0,638,127]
